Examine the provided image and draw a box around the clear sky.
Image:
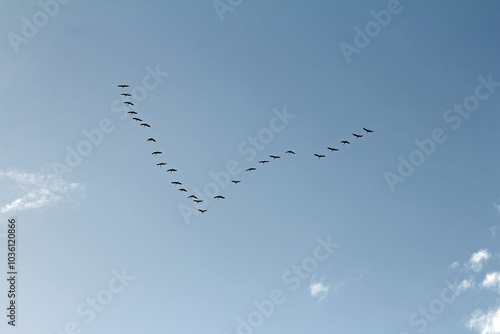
[1,1,500,333]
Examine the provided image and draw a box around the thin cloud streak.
[0,169,83,213]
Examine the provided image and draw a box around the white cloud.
[494,199,500,214]
[0,170,83,213]
[467,249,491,273]
[449,278,474,296]
[450,261,459,270]
[309,281,330,301]
[490,226,500,238]
[481,272,500,293]
[468,306,500,334]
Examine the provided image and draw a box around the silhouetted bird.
[314,154,325,159]
[140,123,151,127]
[270,155,280,160]
[246,167,256,172]
[214,195,225,199]
[363,127,374,133]
[286,150,295,155]
[194,199,203,203]
[188,195,198,199]
[179,188,187,192]
[341,140,350,145]
[353,133,363,139]
[121,93,131,97]
[259,160,269,164]
[156,162,166,167]
[199,209,207,214]
[127,111,137,115]
[166,169,177,173]
[118,85,129,89]
[327,147,339,152]
[171,181,182,186]
[231,180,241,184]
[124,101,134,106]
[132,118,142,122]
[147,138,156,142]
[152,151,162,155]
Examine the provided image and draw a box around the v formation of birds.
[117,85,374,215]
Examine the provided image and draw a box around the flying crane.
[363,127,374,133]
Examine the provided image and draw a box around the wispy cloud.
[467,249,491,273]
[457,278,474,295]
[489,226,499,238]
[493,199,500,214]
[0,169,83,213]
[468,306,500,334]
[481,272,500,294]
[309,280,330,302]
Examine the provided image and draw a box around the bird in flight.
[214,195,225,199]
[179,188,187,193]
[341,140,350,145]
[156,162,166,167]
[314,154,325,159]
[124,101,134,106]
[327,147,339,152]
[198,209,207,214]
[259,160,269,164]
[171,181,182,186]
[166,169,177,173]
[246,167,256,172]
[140,123,151,127]
[188,195,198,199]
[193,199,203,203]
[270,155,280,160]
[118,85,129,89]
[353,133,363,139]
[132,117,142,122]
[147,138,156,142]
[231,180,241,185]
[127,111,137,115]
[152,151,162,155]
[286,150,295,155]
[121,93,131,97]
[363,127,374,133]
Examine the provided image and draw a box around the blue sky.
[1,1,500,333]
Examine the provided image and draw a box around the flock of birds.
[117,84,374,215]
